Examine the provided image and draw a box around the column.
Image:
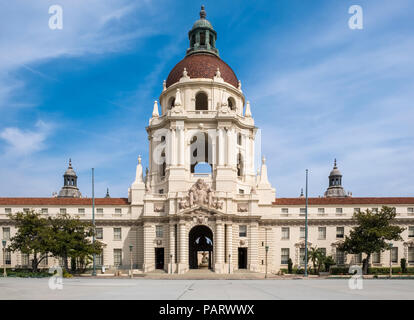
[178,125,185,166]
[169,223,176,273]
[178,222,187,273]
[226,224,233,273]
[142,224,154,272]
[215,222,224,273]
[248,223,259,272]
[218,128,224,166]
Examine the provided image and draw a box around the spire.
[133,155,143,185]
[186,5,219,57]
[245,101,252,117]
[68,158,72,168]
[152,100,159,118]
[105,188,110,198]
[258,156,270,186]
[333,158,337,169]
[300,188,304,198]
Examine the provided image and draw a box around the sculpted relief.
[179,179,223,210]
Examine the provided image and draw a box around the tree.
[308,247,320,274]
[7,211,52,272]
[338,206,404,274]
[47,213,102,272]
[323,256,336,272]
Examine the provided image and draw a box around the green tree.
[338,206,404,274]
[48,213,103,272]
[7,211,52,272]
[323,255,336,272]
[308,247,326,275]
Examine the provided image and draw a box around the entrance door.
[238,248,247,269]
[155,248,164,269]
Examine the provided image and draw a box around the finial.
[245,101,252,117]
[152,100,159,117]
[238,80,242,91]
[182,67,188,78]
[262,156,266,164]
[300,188,304,197]
[200,5,206,19]
[68,158,72,168]
[334,158,337,168]
[138,155,142,165]
[105,188,110,198]
[215,67,221,77]
[163,80,166,91]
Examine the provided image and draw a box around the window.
[354,253,362,264]
[239,225,247,237]
[60,208,66,214]
[408,247,414,263]
[336,250,345,265]
[281,208,288,214]
[21,253,29,266]
[237,153,244,177]
[299,248,306,266]
[96,228,103,240]
[115,208,122,214]
[159,189,164,194]
[391,247,398,263]
[300,208,306,214]
[318,227,326,240]
[5,250,11,265]
[408,208,414,214]
[114,249,122,266]
[41,208,48,214]
[3,227,10,240]
[372,252,381,264]
[195,92,208,110]
[78,208,85,214]
[156,225,163,238]
[408,226,414,238]
[5,208,11,214]
[238,189,244,195]
[336,227,344,239]
[237,133,242,145]
[114,228,122,240]
[96,208,104,215]
[281,248,289,264]
[168,97,175,110]
[96,253,103,267]
[200,31,206,45]
[300,227,305,239]
[228,97,235,111]
[336,208,343,214]
[282,227,290,240]
[354,208,361,213]
[318,208,325,214]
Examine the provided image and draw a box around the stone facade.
[1,7,414,274]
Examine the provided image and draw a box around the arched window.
[200,32,206,46]
[237,153,243,177]
[168,97,175,110]
[237,133,242,145]
[195,92,208,110]
[190,133,212,173]
[160,151,166,178]
[228,97,235,111]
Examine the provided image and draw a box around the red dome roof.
[166,54,239,88]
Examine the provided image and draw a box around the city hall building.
[1,7,414,274]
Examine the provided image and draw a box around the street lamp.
[265,246,269,278]
[389,243,393,279]
[129,245,133,278]
[2,240,7,277]
[170,254,173,274]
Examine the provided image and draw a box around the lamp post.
[304,169,309,277]
[228,254,231,274]
[129,245,133,278]
[91,168,96,277]
[170,254,173,274]
[2,240,7,277]
[389,243,393,279]
[265,245,269,278]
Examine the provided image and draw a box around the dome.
[166,53,239,88]
[192,18,213,30]
[329,159,342,176]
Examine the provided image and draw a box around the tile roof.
[0,198,129,206]
[273,197,414,206]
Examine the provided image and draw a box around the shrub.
[330,267,349,275]
[287,258,293,274]
[401,258,407,273]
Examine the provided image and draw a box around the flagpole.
[92,168,96,277]
[304,169,309,277]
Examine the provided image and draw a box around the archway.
[189,225,213,269]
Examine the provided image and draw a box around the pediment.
[404,238,414,247]
[295,239,312,248]
[178,204,224,216]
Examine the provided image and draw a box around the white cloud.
[0,120,52,156]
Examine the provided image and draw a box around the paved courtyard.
[0,277,413,300]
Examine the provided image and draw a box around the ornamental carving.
[178,179,223,210]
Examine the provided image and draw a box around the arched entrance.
[189,225,213,269]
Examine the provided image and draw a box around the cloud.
[0,120,52,156]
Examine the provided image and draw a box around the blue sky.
[0,0,413,198]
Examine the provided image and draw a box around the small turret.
[58,159,82,198]
[324,159,348,198]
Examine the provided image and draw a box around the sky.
[0,0,413,198]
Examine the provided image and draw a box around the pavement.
[0,277,413,300]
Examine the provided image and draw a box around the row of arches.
[167,92,237,112]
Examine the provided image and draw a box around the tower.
[324,159,348,198]
[58,159,82,198]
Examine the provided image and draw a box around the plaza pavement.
[0,276,413,300]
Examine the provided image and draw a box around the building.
[1,7,414,274]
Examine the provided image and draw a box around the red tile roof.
[273,197,414,206]
[166,53,239,88]
[0,198,129,206]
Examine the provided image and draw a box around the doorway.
[238,247,247,269]
[189,225,213,269]
[155,248,164,269]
